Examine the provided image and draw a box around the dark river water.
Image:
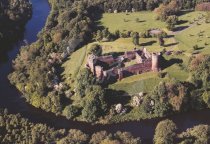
[1,0,210,143]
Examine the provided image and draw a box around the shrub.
[88,44,102,56]
[193,45,199,50]
[140,30,151,38]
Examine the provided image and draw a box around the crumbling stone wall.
[86,48,161,82]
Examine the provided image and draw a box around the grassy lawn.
[99,12,166,32]
[177,11,206,27]
[109,73,163,95]
[175,22,210,54]
[101,37,177,54]
[61,45,87,85]
[174,11,210,54]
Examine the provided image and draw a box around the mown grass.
[99,11,166,32]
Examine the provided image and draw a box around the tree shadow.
[166,35,174,38]
[105,89,131,106]
[195,47,205,50]
[173,26,189,32]
[103,52,124,58]
[164,42,179,47]
[177,10,194,16]
[160,57,183,70]
[140,40,156,46]
[177,20,188,25]
[136,20,146,23]
[88,6,105,30]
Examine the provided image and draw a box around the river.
[0,0,210,143]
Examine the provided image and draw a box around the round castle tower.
[151,53,160,72]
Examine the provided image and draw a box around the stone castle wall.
[86,48,161,82]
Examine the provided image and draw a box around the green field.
[99,12,166,32]
[175,22,210,54]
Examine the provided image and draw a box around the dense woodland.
[8,0,210,123]
[0,0,32,43]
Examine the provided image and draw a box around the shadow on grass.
[177,20,188,25]
[105,89,131,106]
[160,57,183,70]
[136,20,146,23]
[164,42,179,47]
[177,10,194,16]
[173,26,189,32]
[166,35,174,38]
[140,40,156,46]
[195,47,205,50]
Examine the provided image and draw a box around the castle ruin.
[86,48,161,82]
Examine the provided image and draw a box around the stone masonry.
[86,48,161,82]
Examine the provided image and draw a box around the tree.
[202,91,210,108]
[166,15,178,30]
[114,131,141,144]
[57,129,89,144]
[154,0,179,21]
[88,44,102,56]
[75,68,95,98]
[154,102,171,117]
[102,28,111,40]
[90,131,109,144]
[82,100,98,122]
[114,30,120,39]
[95,30,103,42]
[178,125,210,144]
[146,0,157,10]
[63,105,79,119]
[81,85,107,122]
[158,36,165,46]
[154,119,177,144]
[132,32,139,46]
